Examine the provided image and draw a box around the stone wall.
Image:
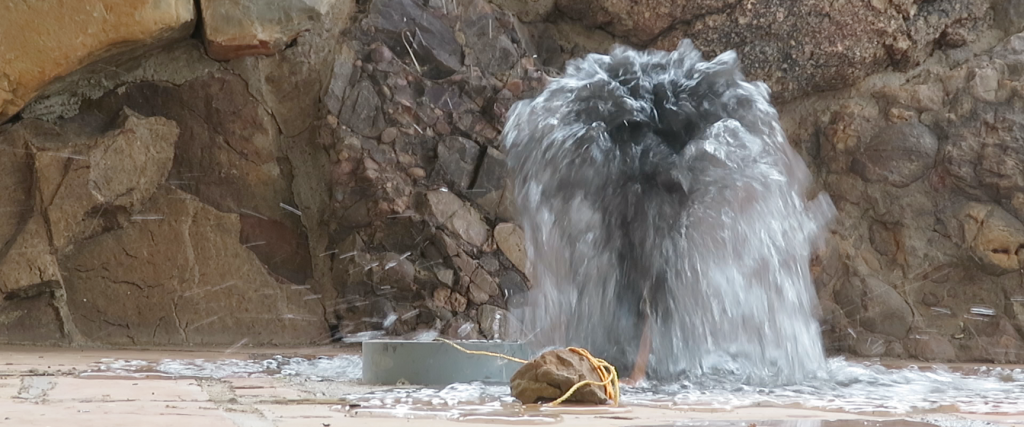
[1,0,1024,365]
[785,33,1024,363]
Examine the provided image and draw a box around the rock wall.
[786,33,1024,363]
[1,0,1024,365]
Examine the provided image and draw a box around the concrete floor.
[2,346,1022,427]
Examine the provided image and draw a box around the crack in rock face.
[503,40,835,384]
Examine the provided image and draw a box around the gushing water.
[501,40,836,384]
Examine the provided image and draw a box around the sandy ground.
[1,345,1023,427]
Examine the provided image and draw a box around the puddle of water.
[340,405,566,424]
[333,382,633,425]
[624,358,1024,415]
[80,354,1024,421]
[79,354,362,381]
[323,358,1023,417]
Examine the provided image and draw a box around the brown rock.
[993,33,1024,78]
[921,292,942,307]
[946,203,1024,276]
[0,0,196,122]
[201,0,329,61]
[968,65,1001,103]
[478,304,522,340]
[476,181,517,221]
[0,216,61,294]
[83,72,291,223]
[239,215,313,286]
[31,109,179,251]
[834,276,912,339]
[371,252,416,293]
[510,349,612,405]
[872,83,946,112]
[435,268,455,287]
[467,267,500,304]
[444,314,481,339]
[0,127,36,280]
[494,223,528,275]
[435,136,482,192]
[980,333,1024,364]
[62,186,328,346]
[326,47,359,116]
[649,0,999,102]
[83,73,317,283]
[228,13,342,139]
[469,147,509,204]
[449,290,468,313]
[492,0,555,22]
[558,0,731,44]
[371,45,394,64]
[454,112,501,145]
[817,299,843,329]
[818,100,879,173]
[364,0,464,80]
[505,79,525,97]
[942,95,1024,200]
[423,190,490,248]
[434,287,453,307]
[381,127,399,143]
[867,221,899,258]
[885,341,907,358]
[909,335,957,362]
[89,113,180,206]
[851,333,887,358]
[339,81,387,138]
[1009,297,1024,338]
[499,271,530,308]
[459,0,520,76]
[850,122,938,188]
[479,255,501,273]
[408,167,427,179]
[0,290,67,345]
[783,27,1024,364]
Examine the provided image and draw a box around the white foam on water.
[631,358,1024,414]
[337,358,1024,415]
[82,354,1024,415]
[83,354,363,382]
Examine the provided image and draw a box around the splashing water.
[82,354,1024,415]
[501,40,836,384]
[334,360,1024,415]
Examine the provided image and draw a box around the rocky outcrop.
[792,32,1024,363]
[0,0,196,122]
[63,186,328,346]
[0,0,539,347]
[2,0,1024,368]
[0,103,330,346]
[201,0,334,60]
[554,0,1021,102]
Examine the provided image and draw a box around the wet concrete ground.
[2,346,1022,427]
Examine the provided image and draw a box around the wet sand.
[1,345,1022,427]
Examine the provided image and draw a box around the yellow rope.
[434,338,621,406]
[435,337,530,364]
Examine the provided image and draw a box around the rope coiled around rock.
[434,337,621,406]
